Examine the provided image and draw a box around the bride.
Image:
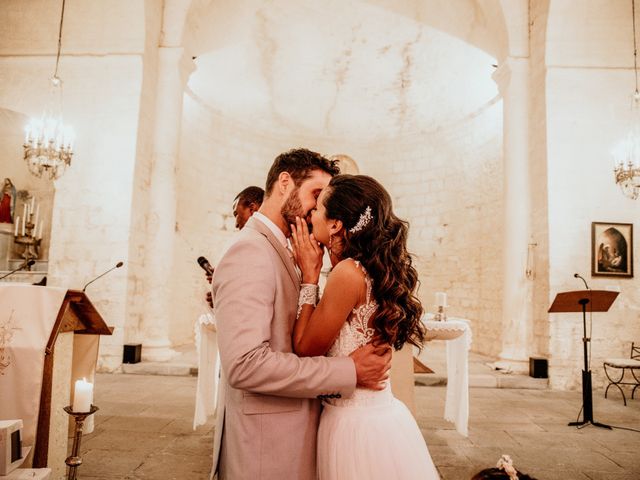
[290,174,440,480]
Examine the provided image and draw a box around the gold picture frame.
[591,222,634,278]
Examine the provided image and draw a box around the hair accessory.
[496,455,518,480]
[349,206,373,234]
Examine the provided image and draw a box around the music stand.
[548,290,618,429]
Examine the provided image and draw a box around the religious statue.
[0,178,16,224]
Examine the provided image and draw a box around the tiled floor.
[75,373,640,480]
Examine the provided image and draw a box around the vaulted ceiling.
[184,0,502,140]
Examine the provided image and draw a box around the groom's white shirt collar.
[253,211,288,249]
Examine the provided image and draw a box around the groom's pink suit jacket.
[211,216,356,479]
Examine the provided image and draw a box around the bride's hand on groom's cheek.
[290,216,323,284]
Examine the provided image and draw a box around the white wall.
[0,107,55,263]
[0,0,149,370]
[363,103,504,356]
[544,0,640,389]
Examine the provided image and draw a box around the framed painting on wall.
[591,222,633,278]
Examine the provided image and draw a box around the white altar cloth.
[422,316,472,437]
[0,285,68,455]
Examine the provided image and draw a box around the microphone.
[82,261,124,292]
[574,273,590,290]
[0,259,36,280]
[197,256,215,276]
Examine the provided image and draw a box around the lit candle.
[14,216,19,236]
[435,292,447,308]
[34,204,39,231]
[72,378,93,413]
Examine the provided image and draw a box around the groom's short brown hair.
[265,148,340,196]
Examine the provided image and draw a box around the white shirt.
[253,211,288,249]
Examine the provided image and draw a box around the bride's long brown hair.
[323,175,425,350]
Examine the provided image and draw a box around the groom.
[211,149,391,479]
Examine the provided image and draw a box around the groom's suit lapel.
[246,217,300,288]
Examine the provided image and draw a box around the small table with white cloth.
[421,315,472,437]
[193,311,220,429]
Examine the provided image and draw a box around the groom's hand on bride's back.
[350,342,392,390]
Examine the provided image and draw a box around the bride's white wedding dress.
[317,261,440,480]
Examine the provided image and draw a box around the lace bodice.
[324,260,394,407]
[326,260,377,358]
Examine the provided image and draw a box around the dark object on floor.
[123,343,142,364]
[529,357,548,378]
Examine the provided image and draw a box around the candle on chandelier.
[72,378,93,413]
[435,292,447,308]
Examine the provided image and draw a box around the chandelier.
[613,0,640,200]
[23,0,74,180]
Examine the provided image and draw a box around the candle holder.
[434,305,447,322]
[63,405,98,480]
[13,210,41,266]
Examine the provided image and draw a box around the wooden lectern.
[33,290,112,468]
[0,286,113,479]
[548,289,618,429]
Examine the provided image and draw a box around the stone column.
[492,56,533,371]
[140,0,193,362]
[140,46,186,362]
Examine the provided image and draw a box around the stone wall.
[362,104,504,357]
[0,107,54,265]
[544,0,640,389]
[0,0,149,370]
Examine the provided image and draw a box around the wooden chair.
[603,342,640,406]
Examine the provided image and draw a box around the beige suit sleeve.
[212,238,356,399]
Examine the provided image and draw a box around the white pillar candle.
[30,196,35,214]
[23,204,27,224]
[14,217,19,236]
[37,221,43,240]
[34,204,39,229]
[435,292,447,307]
[72,378,93,413]
[21,213,25,236]
[84,412,95,434]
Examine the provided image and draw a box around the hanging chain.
[52,0,66,82]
